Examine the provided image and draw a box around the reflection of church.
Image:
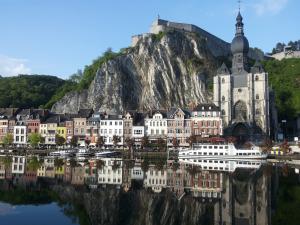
[214,11,275,140]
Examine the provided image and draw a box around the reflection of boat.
[181,159,264,172]
[178,143,267,161]
[76,148,93,158]
[95,151,120,158]
[49,149,77,157]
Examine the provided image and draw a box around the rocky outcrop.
[52,31,220,114]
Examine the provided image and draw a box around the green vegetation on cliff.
[263,58,300,119]
[0,75,66,108]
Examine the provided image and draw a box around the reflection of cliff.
[214,168,271,225]
[53,185,214,225]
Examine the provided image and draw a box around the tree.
[85,139,91,147]
[54,157,64,168]
[55,134,66,146]
[141,159,150,172]
[261,138,273,153]
[154,159,165,171]
[141,136,149,150]
[226,136,237,144]
[125,137,134,150]
[112,135,121,147]
[157,138,166,152]
[28,133,43,148]
[27,156,42,171]
[172,137,179,149]
[124,159,135,169]
[172,161,180,172]
[0,155,12,169]
[70,136,78,147]
[96,136,104,148]
[187,135,196,147]
[96,159,105,170]
[112,160,120,171]
[2,133,13,147]
[69,158,77,168]
[280,140,290,154]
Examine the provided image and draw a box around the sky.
[0,0,299,78]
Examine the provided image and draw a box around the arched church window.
[222,78,225,83]
[238,88,242,93]
[256,94,259,100]
[255,108,261,115]
[255,75,259,81]
[221,110,225,115]
[222,96,225,102]
[233,101,247,121]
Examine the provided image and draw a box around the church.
[213,11,274,141]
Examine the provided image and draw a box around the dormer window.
[255,75,259,81]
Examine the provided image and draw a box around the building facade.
[213,12,270,140]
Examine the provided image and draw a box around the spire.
[235,12,244,36]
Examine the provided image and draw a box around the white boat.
[95,151,119,158]
[50,149,77,157]
[76,148,93,158]
[178,143,267,161]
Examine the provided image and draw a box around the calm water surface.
[1,155,300,225]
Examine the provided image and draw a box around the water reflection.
[0,154,298,225]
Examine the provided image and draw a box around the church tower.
[213,11,270,140]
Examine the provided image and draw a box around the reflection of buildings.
[214,168,271,225]
[97,158,123,186]
[144,166,167,193]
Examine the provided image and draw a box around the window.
[255,75,259,81]
[222,96,225,102]
[256,94,259,100]
[222,78,225,83]
[221,110,225,116]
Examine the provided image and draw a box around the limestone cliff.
[52,31,220,114]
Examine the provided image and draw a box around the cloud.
[253,0,288,15]
[0,54,31,76]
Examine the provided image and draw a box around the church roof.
[251,61,265,73]
[217,63,230,75]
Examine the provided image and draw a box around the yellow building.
[56,126,67,141]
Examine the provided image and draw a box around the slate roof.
[193,103,220,112]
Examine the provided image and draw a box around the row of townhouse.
[0,104,223,147]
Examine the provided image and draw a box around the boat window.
[204,166,207,169]
[214,153,218,155]
[203,146,207,149]
[220,153,223,155]
[194,152,196,155]
[225,146,228,149]
[214,146,218,149]
[204,160,207,163]
[182,153,185,155]
[204,152,207,155]
[220,161,223,163]
[220,146,223,149]
[209,146,212,149]
[209,153,212,155]
[214,161,218,163]
[194,160,196,162]
[199,152,202,155]
[214,167,218,170]
[209,160,212,163]
[225,153,228,155]
[209,167,212,169]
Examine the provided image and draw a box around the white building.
[11,156,26,174]
[40,123,57,145]
[191,104,223,137]
[97,158,123,185]
[13,122,27,146]
[99,115,123,146]
[144,111,168,140]
[144,166,167,193]
[130,164,144,180]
